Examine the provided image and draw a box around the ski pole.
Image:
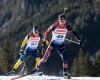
[41,44,45,56]
[65,38,80,45]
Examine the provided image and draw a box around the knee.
[63,60,69,68]
[63,63,68,68]
[42,57,47,62]
[21,55,26,61]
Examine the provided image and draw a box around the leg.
[30,45,53,73]
[12,58,23,72]
[12,48,30,72]
[6,57,23,75]
[35,57,40,69]
[30,57,41,73]
[63,54,71,79]
[7,56,24,75]
[36,44,53,68]
[58,46,71,79]
[12,54,27,72]
[31,50,41,69]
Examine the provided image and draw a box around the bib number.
[31,42,37,45]
[28,42,38,48]
[56,35,64,39]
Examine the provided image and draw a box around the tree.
[72,48,88,76]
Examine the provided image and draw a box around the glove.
[19,49,24,55]
[78,40,86,47]
[78,40,82,46]
[43,39,49,46]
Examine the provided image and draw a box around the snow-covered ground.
[0,75,100,80]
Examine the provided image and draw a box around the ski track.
[0,75,100,80]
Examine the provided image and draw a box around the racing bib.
[52,28,67,44]
[27,37,40,49]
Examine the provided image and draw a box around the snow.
[0,75,100,80]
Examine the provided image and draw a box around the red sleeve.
[44,22,57,40]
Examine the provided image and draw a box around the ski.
[11,72,43,80]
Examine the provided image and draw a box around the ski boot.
[30,68,39,74]
[5,69,15,76]
[63,71,71,79]
[30,67,43,76]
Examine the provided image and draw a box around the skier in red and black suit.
[35,14,81,79]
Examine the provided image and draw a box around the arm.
[67,24,80,40]
[72,31,80,40]
[19,34,30,54]
[44,23,57,40]
[44,23,57,45]
[21,35,29,49]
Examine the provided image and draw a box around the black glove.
[42,39,49,46]
[79,40,86,47]
[19,49,24,55]
[79,40,82,46]
[41,42,45,47]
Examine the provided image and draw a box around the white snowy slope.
[0,75,100,80]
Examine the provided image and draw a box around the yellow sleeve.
[21,35,28,48]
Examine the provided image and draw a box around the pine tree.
[72,48,88,76]
[72,58,80,76]
[95,52,100,76]
[2,41,14,72]
[0,49,8,73]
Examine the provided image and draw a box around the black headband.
[59,14,66,20]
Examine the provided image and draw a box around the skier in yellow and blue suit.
[8,26,44,74]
